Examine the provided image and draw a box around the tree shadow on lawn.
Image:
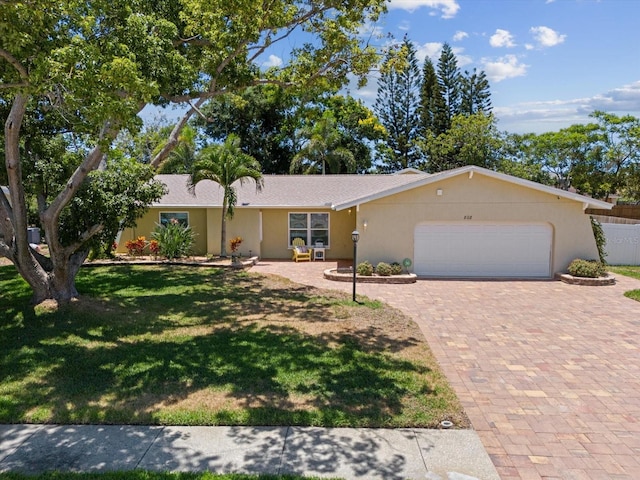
[0,265,440,427]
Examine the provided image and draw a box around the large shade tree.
[0,0,386,303]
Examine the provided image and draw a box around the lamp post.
[351,230,359,302]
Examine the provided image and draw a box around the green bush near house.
[356,261,374,276]
[375,262,392,276]
[152,221,195,259]
[567,258,606,278]
[390,262,403,275]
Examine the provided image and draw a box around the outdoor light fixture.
[351,230,359,302]
[436,188,443,196]
[363,220,368,230]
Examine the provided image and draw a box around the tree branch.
[0,48,28,80]
[63,223,104,257]
[41,122,115,229]
[0,82,29,90]
[150,98,206,168]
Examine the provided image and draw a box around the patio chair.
[291,237,312,262]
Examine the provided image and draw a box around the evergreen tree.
[419,57,448,136]
[436,43,461,131]
[373,37,422,172]
[460,68,492,115]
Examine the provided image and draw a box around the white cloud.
[416,42,443,62]
[494,81,640,133]
[489,29,516,48]
[262,55,283,68]
[453,30,468,41]
[388,0,460,19]
[481,55,528,82]
[530,26,566,48]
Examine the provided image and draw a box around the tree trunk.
[12,249,88,304]
[220,203,228,257]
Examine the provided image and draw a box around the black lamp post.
[351,230,359,302]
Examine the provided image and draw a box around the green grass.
[0,473,338,480]
[0,264,466,428]
[608,265,640,301]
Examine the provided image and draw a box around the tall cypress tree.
[460,68,492,115]
[436,43,461,131]
[373,36,422,172]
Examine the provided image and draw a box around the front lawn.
[0,264,466,428]
[0,473,335,480]
[608,265,640,301]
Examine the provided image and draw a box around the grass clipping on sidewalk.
[0,265,468,428]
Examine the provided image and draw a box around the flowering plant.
[229,236,243,254]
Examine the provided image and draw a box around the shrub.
[390,262,403,275]
[356,261,374,276]
[375,262,392,276]
[568,259,606,278]
[149,240,160,257]
[152,221,195,259]
[125,236,146,256]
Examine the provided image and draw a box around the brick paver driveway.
[253,260,640,479]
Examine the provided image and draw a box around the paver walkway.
[252,260,640,480]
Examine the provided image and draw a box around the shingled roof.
[152,166,613,211]
[153,172,431,209]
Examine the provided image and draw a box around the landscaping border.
[324,268,417,284]
[554,272,616,286]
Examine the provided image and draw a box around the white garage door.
[414,222,552,278]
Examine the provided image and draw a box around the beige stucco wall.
[205,209,261,257]
[117,207,208,255]
[260,209,355,259]
[353,173,598,275]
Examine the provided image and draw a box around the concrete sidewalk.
[0,424,499,479]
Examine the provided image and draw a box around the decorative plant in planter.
[229,236,243,263]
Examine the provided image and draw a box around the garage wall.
[355,173,598,275]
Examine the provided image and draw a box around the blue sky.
[351,0,640,133]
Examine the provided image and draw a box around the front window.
[159,212,189,227]
[289,212,329,247]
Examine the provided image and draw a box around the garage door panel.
[414,223,552,278]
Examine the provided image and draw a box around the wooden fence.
[586,205,640,220]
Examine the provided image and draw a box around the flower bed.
[324,268,417,284]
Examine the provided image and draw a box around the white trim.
[288,212,330,248]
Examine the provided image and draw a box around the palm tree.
[158,125,198,174]
[190,134,263,257]
[290,111,355,175]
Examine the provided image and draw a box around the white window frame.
[288,212,330,248]
[159,211,190,227]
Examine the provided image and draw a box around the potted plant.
[229,236,243,265]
